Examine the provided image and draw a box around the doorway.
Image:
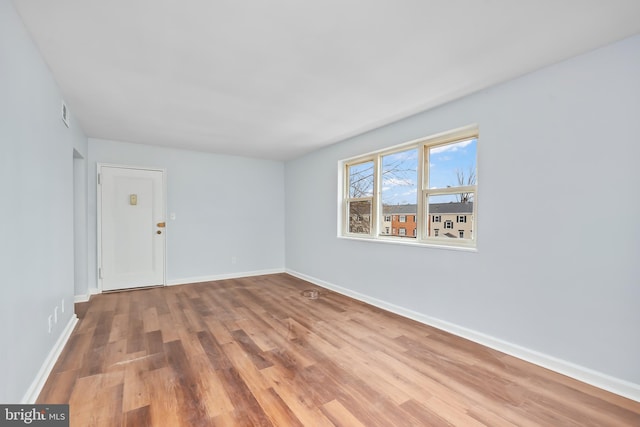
[73,149,87,298]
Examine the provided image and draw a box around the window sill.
[337,234,478,252]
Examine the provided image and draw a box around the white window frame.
[339,124,478,249]
[343,158,376,235]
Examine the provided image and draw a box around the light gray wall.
[0,0,88,402]
[285,35,640,386]
[85,139,285,295]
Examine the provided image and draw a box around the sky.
[381,138,477,205]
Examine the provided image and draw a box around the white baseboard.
[167,268,285,286]
[286,269,640,403]
[74,287,99,303]
[74,294,89,303]
[21,314,78,403]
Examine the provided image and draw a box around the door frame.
[96,163,167,292]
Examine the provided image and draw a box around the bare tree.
[348,163,374,198]
[348,201,371,233]
[455,166,476,203]
[348,156,416,233]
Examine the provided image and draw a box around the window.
[341,125,477,248]
[345,161,374,235]
[380,148,418,238]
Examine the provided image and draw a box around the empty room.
[2,0,639,425]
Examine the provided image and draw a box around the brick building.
[382,202,473,239]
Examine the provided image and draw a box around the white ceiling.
[12,1,640,160]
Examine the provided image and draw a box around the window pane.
[380,148,417,238]
[348,161,374,198]
[348,200,371,234]
[428,138,477,192]
[381,148,418,205]
[426,194,474,239]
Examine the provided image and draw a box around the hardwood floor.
[38,273,640,426]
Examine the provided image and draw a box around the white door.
[99,165,165,291]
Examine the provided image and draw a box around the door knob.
[157,222,166,228]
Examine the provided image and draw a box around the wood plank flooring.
[38,273,640,426]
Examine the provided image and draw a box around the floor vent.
[301,289,319,300]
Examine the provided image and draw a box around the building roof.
[429,202,473,214]
[382,202,473,215]
[382,204,417,214]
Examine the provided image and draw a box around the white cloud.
[383,177,414,187]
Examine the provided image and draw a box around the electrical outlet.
[54,306,59,323]
[48,315,53,333]
[232,256,238,264]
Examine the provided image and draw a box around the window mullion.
[424,185,476,196]
[416,144,425,240]
[373,154,381,236]
[347,196,373,202]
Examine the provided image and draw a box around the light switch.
[170,212,176,220]
[130,194,137,205]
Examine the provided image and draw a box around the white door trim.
[97,163,167,292]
